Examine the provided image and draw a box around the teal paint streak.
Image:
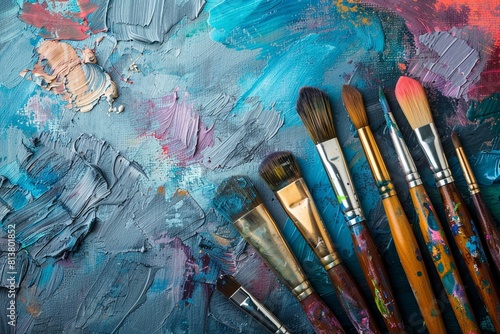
[467,93,500,124]
[441,270,456,295]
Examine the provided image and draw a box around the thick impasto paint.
[1,0,499,333]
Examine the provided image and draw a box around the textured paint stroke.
[409,26,488,99]
[0,132,249,333]
[0,1,35,89]
[467,93,500,123]
[19,0,100,40]
[0,132,146,261]
[208,0,385,125]
[364,0,500,100]
[21,40,120,113]
[202,101,283,169]
[136,91,214,165]
[105,0,206,43]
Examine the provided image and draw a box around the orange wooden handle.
[382,195,446,333]
[410,185,479,333]
[439,183,500,332]
[472,191,500,277]
[349,222,406,333]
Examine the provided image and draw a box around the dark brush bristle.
[296,86,337,144]
[216,274,241,298]
[259,151,301,191]
[342,85,369,129]
[451,131,462,150]
[212,175,263,222]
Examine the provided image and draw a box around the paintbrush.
[395,75,500,332]
[213,176,346,334]
[342,84,447,333]
[295,87,405,333]
[452,131,500,277]
[379,88,479,333]
[217,274,291,334]
[259,151,381,334]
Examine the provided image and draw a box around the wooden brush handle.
[410,184,479,333]
[349,222,406,333]
[471,191,500,277]
[439,182,500,332]
[382,195,447,333]
[299,291,346,334]
[326,263,381,333]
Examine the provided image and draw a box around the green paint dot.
[437,262,444,273]
[417,271,422,277]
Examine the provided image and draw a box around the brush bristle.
[259,151,301,191]
[451,131,462,149]
[342,85,369,129]
[212,176,263,222]
[378,87,391,115]
[296,86,336,144]
[216,274,241,297]
[394,76,433,129]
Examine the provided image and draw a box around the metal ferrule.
[454,145,480,194]
[231,287,291,334]
[385,111,423,188]
[316,138,365,226]
[357,127,397,199]
[234,204,313,301]
[276,178,342,271]
[414,123,454,187]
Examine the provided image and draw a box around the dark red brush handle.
[326,263,381,333]
[299,292,346,334]
[439,182,500,332]
[349,222,406,333]
[471,191,500,277]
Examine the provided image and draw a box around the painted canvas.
[1,0,499,333]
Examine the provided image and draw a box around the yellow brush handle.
[410,185,479,333]
[382,195,446,334]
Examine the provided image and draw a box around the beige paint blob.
[21,40,122,113]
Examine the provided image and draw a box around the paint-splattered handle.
[410,184,479,333]
[299,291,346,334]
[326,263,381,333]
[349,222,406,333]
[471,191,500,277]
[382,195,447,333]
[439,183,500,332]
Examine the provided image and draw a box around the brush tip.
[212,175,263,222]
[451,131,462,149]
[378,87,391,115]
[341,85,368,129]
[394,76,433,129]
[259,151,301,191]
[296,86,336,143]
[217,274,241,297]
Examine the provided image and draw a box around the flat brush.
[296,87,405,334]
[380,88,479,333]
[452,131,500,277]
[217,274,291,334]
[259,151,381,334]
[395,75,500,332]
[213,176,345,334]
[342,84,446,333]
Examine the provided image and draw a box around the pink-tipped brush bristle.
[395,76,433,129]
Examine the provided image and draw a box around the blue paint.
[208,0,385,125]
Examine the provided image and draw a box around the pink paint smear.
[136,91,214,166]
[19,0,101,40]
